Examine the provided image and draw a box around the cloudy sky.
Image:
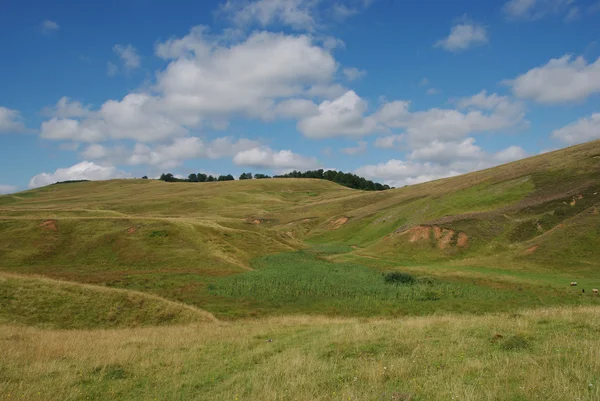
[1,0,599,194]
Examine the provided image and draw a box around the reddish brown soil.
[39,220,58,231]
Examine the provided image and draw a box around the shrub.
[383,272,416,285]
[500,335,530,351]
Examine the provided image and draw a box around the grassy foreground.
[1,306,599,401]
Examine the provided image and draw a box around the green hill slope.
[0,140,599,318]
[0,272,215,329]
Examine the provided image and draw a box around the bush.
[383,272,416,285]
[500,335,530,351]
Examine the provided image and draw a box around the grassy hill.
[1,140,600,400]
[0,272,214,329]
[1,140,599,318]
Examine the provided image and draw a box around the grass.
[0,273,214,329]
[205,251,600,318]
[1,140,600,399]
[1,306,599,400]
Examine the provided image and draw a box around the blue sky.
[1,0,600,193]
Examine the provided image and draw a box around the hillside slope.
[0,140,599,317]
[0,272,214,329]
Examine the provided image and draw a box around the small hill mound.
[0,273,215,329]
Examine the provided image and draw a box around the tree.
[159,173,176,182]
[254,173,271,179]
[188,173,198,182]
[239,172,253,180]
[197,173,207,182]
[206,175,215,182]
[142,176,148,180]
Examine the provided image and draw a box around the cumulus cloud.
[41,97,91,118]
[29,161,129,189]
[503,0,574,20]
[39,27,343,143]
[298,90,379,138]
[374,134,405,149]
[113,44,141,70]
[408,138,485,164]
[504,55,600,104]
[81,136,260,169]
[376,91,526,146]
[341,140,367,155]
[0,107,28,133]
[552,113,600,144]
[233,146,319,170]
[41,93,187,143]
[41,20,59,35]
[356,139,528,187]
[270,98,319,119]
[297,89,526,142]
[342,67,367,81]
[155,29,338,119]
[435,23,488,52]
[0,185,18,195]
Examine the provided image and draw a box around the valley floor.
[1,306,599,401]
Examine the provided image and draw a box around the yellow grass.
[1,306,599,400]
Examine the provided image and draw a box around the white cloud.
[504,54,600,104]
[113,44,141,70]
[155,29,338,120]
[41,28,343,143]
[0,107,28,133]
[503,0,574,20]
[218,0,371,31]
[552,113,600,144]
[298,90,379,138]
[29,161,129,189]
[271,98,319,119]
[41,20,59,35]
[493,145,528,162]
[219,0,318,30]
[58,142,80,151]
[80,137,260,169]
[233,146,319,170]
[356,139,528,187]
[408,138,485,164]
[296,89,526,142]
[41,93,187,143]
[331,3,359,20]
[426,88,439,95]
[42,97,91,118]
[341,140,367,155]
[0,185,18,195]
[376,91,526,146]
[374,134,405,149]
[435,23,488,52]
[342,67,367,81]
[418,78,430,87]
[356,160,459,187]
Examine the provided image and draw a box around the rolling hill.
[1,140,600,400]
